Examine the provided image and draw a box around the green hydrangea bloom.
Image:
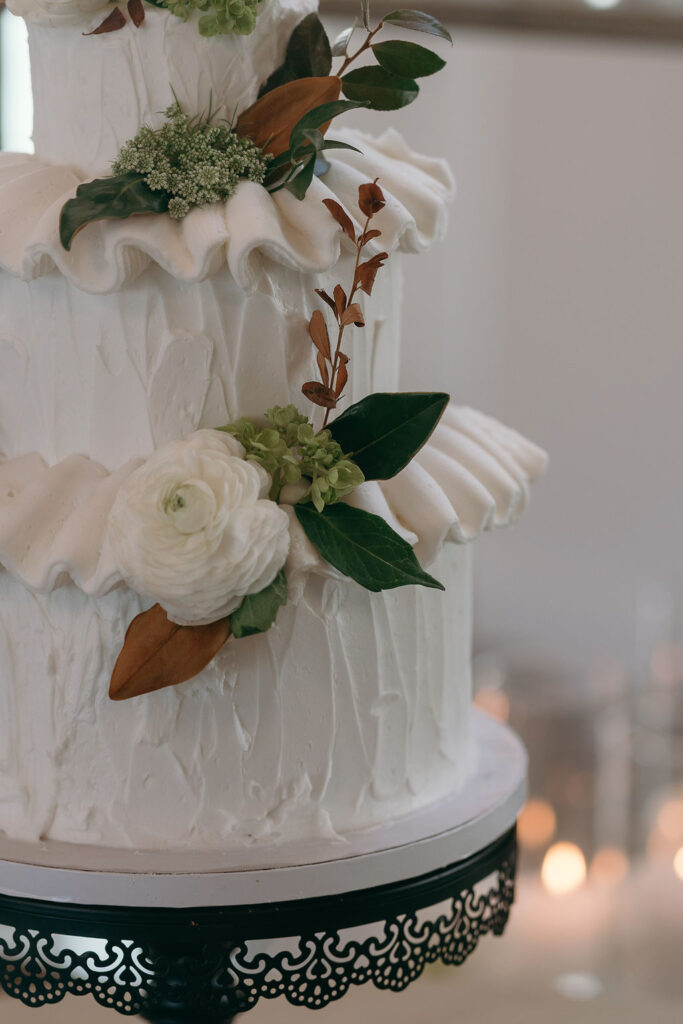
[160,0,263,37]
[221,405,365,510]
[112,102,270,219]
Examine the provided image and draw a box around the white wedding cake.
[0,0,546,851]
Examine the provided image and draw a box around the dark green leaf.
[285,155,317,199]
[59,172,170,251]
[259,13,332,96]
[328,392,449,479]
[289,99,368,154]
[296,503,444,592]
[230,570,288,639]
[372,39,446,78]
[319,139,363,153]
[331,24,355,56]
[382,9,453,43]
[341,66,419,111]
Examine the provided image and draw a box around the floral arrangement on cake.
[107,180,450,701]
[59,3,452,246]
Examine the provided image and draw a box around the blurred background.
[1,1,683,1020]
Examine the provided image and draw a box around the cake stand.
[0,711,525,1023]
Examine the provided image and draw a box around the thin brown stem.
[337,22,384,76]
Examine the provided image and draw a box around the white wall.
[4,18,683,668]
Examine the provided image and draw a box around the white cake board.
[0,711,525,908]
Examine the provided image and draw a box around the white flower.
[8,0,109,25]
[108,430,290,626]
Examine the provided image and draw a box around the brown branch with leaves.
[303,181,389,426]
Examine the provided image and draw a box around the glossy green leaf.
[341,66,419,111]
[296,504,444,592]
[328,392,449,479]
[60,172,169,251]
[382,9,453,43]
[331,24,355,56]
[285,155,317,199]
[258,13,332,96]
[230,570,288,639]
[372,39,446,78]
[289,99,368,153]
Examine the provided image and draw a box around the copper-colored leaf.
[322,198,356,242]
[359,228,383,246]
[235,77,341,158]
[358,181,386,218]
[335,361,349,397]
[316,350,330,386]
[109,603,231,702]
[128,0,145,26]
[333,284,347,318]
[308,309,331,359]
[84,6,127,34]
[341,302,364,327]
[355,251,389,296]
[302,381,338,409]
[315,288,337,314]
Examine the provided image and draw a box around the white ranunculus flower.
[8,0,109,25]
[108,430,290,626]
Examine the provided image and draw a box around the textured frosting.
[14,2,317,176]
[0,544,472,849]
[0,130,454,293]
[0,407,547,600]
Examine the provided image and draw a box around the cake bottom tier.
[0,546,472,851]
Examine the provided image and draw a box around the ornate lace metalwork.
[0,828,516,1020]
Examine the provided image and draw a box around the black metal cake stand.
[0,712,525,1023]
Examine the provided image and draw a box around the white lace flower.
[8,0,109,26]
[108,430,290,626]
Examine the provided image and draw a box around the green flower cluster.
[222,405,365,511]
[160,0,263,37]
[112,102,270,219]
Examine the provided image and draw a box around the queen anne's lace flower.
[108,431,290,626]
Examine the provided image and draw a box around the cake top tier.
[11,0,316,177]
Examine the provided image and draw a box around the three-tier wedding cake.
[0,0,546,851]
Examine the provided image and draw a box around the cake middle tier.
[0,252,401,466]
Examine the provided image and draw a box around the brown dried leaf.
[235,76,341,158]
[335,361,349,397]
[359,228,382,246]
[84,6,127,34]
[316,350,330,386]
[341,302,365,327]
[333,284,347,318]
[358,181,386,218]
[109,604,231,702]
[322,199,356,242]
[308,309,331,359]
[302,381,338,409]
[355,251,389,296]
[315,288,337,315]
[128,0,145,26]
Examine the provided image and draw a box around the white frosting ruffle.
[0,405,547,600]
[0,129,454,296]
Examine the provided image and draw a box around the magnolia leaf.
[296,503,444,592]
[109,604,231,702]
[372,40,446,78]
[382,9,453,44]
[328,391,449,479]
[302,381,338,408]
[84,6,126,34]
[322,198,356,242]
[355,251,389,295]
[230,570,288,639]
[309,308,331,358]
[128,0,145,26]
[236,77,342,158]
[331,24,355,56]
[358,181,386,217]
[341,66,419,111]
[259,13,332,96]
[60,172,170,251]
[341,302,364,327]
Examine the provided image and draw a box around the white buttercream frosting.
[0,130,454,294]
[0,405,547,602]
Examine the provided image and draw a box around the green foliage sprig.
[221,405,365,512]
[154,0,263,37]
